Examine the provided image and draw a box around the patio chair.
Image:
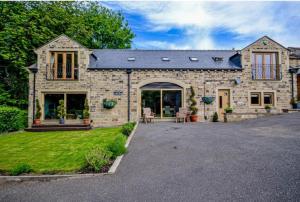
[176,108,188,123]
[143,108,155,123]
[164,106,172,117]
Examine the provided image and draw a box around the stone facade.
[28,35,293,127]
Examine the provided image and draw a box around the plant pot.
[190,115,198,122]
[83,119,90,125]
[266,109,271,113]
[33,119,41,125]
[59,118,65,124]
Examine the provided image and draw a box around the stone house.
[27,35,297,127]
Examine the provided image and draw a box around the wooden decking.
[25,124,92,132]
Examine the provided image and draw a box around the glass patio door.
[141,82,183,119]
[162,90,182,117]
[141,90,161,117]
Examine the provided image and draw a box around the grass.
[0,127,122,174]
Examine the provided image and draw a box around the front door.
[218,89,230,119]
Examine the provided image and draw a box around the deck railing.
[46,63,78,80]
[251,64,282,80]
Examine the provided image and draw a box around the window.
[44,93,86,120]
[250,92,261,106]
[252,52,280,80]
[250,91,275,107]
[48,52,78,80]
[263,92,274,106]
[161,57,170,61]
[127,57,135,61]
[189,57,198,62]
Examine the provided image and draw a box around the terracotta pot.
[33,119,41,125]
[190,115,198,122]
[83,119,90,125]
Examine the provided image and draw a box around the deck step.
[32,124,90,128]
[26,124,92,132]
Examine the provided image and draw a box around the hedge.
[0,106,27,133]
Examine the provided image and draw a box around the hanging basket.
[103,99,117,109]
[202,96,215,104]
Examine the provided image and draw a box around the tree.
[0,2,134,109]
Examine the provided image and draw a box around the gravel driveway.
[1,113,300,202]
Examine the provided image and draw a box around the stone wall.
[28,35,292,127]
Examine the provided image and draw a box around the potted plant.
[265,105,272,113]
[34,99,42,125]
[83,98,90,125]
[189,86,198,122]
[56,99,65,124]
[103,99,117,109]
[224,106,233,113]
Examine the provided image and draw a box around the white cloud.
[103,1,300,49]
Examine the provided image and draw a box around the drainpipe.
[126,69,132,122]
[29,68,38,123]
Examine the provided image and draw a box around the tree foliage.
[0,2,134,109]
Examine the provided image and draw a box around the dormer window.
[162,57,170,61]
[212,57,223,62]
[128,57,135,61]
[251,52,280,80]
[48,52,78,80]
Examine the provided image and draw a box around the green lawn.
[0,127,122,174]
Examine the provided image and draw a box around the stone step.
[25,126,92,132]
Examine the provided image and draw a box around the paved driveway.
[1,113,300,202]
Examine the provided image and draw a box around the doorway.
[218,89,230,118]
[140,82,183,119]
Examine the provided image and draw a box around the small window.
[250,92,261,106]
[162,57,170,61]
[128,57,135,61]
[264,92,274,105]
[189,57,198,62]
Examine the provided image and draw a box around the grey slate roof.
[89,49,242,70]
[289,47,300,59]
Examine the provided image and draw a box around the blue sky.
[102,1,300,50]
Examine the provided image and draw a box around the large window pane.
[66,54,73,79]
[141,91,161,117]
[57,54,63,78]
[162,90,182,117]
[44,94,64,119]
[66,94,86,119]
[264,54,271,79]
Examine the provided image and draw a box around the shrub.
[83,98,90,119]
[84,147,112,172]
[212,112,218,122]
[108,134,127,158]
[10,163,32,176]
[0,106,27,133]
[121,122,135,136]
[56,99,65,119]
[35,99,41,119]
[189,86,198,115]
